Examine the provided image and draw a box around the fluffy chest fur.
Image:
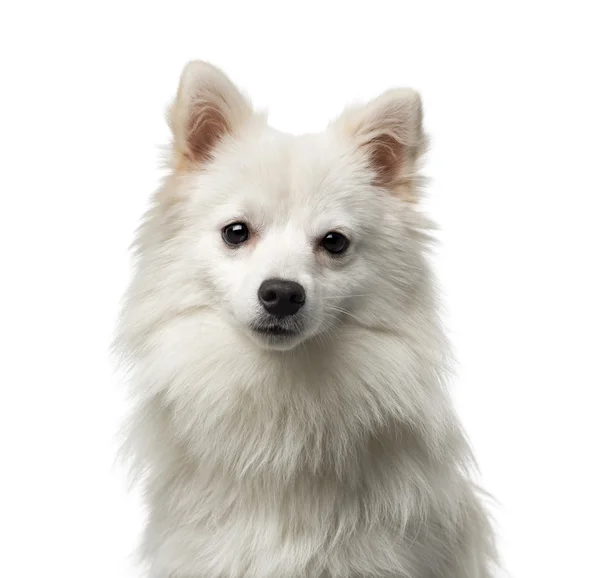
[120,314,493,577]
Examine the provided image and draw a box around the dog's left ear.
[335,89,427,200]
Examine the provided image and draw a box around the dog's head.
[143,62,428,352]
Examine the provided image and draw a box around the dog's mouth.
[246,313,310,350]
[253,325,296,336]
[249,318,303,342]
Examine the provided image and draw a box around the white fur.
[116,61,497,577]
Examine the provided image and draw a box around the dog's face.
[159,62,426,351]
[196,129,381,351]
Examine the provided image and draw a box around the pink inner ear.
[186,102,230,164]
[369,133,405,187]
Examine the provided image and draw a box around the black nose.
[258,279,306,317]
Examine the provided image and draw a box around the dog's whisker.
[320,294,370,301]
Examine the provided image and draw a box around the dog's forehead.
[202,126,376,231]
[235,128,366,206]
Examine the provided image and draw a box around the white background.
[1,2,599,577]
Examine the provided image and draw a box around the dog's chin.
[246,321,307,351]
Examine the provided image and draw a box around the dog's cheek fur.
[115,61,497,578]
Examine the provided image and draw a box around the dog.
[116,61,497,577]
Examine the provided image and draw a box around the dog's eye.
[321,231,350,254]
[222,222,250,246]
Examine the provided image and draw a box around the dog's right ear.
[169,61,253,168]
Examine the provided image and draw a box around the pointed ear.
[168,61,253,167]
[335,89,427,199]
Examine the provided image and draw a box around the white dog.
[116,61,497,577]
